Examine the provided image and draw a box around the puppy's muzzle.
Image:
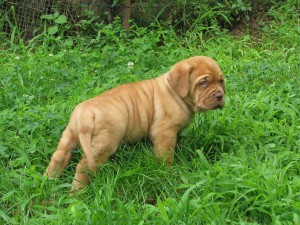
[215,91,224,102]
[214,91,224,109]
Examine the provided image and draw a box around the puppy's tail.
[78,111,97,171]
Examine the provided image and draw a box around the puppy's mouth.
[195,103,224,112]
[213,104,224,110]
[199,99,224,111]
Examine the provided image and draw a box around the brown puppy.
[44,56,225,192]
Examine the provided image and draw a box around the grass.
[0,1,300,224]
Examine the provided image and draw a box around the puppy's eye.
[199,80,208,87]
[220,79,224,84]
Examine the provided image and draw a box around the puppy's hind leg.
[71,132,119,193]
[44,127,77,178]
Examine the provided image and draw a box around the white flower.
[127,61,134,69]
[49,53,53,57]
[15,56,20,60]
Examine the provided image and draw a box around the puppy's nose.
[215,92,223,101]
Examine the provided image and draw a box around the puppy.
[44,56,225,192]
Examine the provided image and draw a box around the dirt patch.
[230,4,273,40]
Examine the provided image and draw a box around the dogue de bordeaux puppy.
[44,56,225,193]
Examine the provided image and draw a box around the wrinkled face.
[189,59,225,112]
[167,56,225,112]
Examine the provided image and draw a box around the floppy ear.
[167,63,193,97]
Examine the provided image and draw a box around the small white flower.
[23,94,34,102]
[127,61,134,69]
[15,56,20,60]
[49,53,53,57]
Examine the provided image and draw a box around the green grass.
[1,1,300,224]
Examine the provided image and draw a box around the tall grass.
[0,1,299,224]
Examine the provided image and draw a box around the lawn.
[0,1,299,224]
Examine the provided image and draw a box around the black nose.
[215,92,223,101]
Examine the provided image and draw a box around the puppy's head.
[167,56,225,112]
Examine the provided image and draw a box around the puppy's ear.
[167,63,193,97]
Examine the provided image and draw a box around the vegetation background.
[0,0,299,224]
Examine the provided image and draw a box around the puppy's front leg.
[151,128,179,165]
